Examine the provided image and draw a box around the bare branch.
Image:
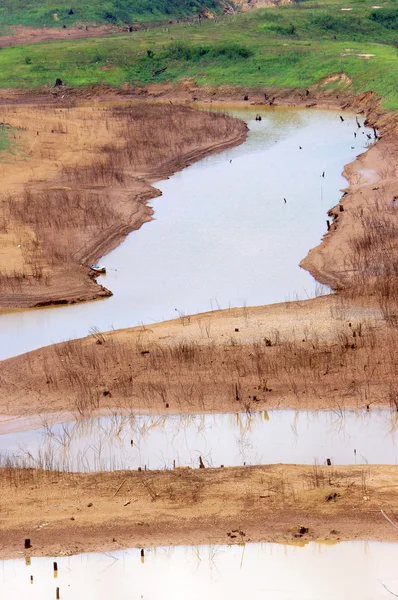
[381,509,398,531]
[379,580,398,597]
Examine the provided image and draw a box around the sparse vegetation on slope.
[0,0,398,108]
[0,0,223,28]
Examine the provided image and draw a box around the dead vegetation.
[1,99,398,556]
[0,456,368,500]
[2,305,397,416]
[0,462,395,559]
[0,102,246,307]
[345,196,398,325]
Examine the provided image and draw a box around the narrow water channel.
[0,108,371,360]
[1,542,397,599]
[1,409,396,471]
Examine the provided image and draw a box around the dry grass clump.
[9,314,396,416]
[109,103,242,172]
[0,452,71,486]
[346,197,398,324]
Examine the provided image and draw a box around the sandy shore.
[0,463,396,560]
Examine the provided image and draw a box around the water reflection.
[1,409,397,472]
[1,541,398,599]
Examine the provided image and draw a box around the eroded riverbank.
[0,293,391,417]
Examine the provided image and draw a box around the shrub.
[165,41,253,62]
[369,9,398,29]
[310,13,363,33]
[267,23,297,36]
[102,10,117,23]
[210,43,253,59]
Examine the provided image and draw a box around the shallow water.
[2,541,398,599]
[1,409,396,471]
[0,108,371,360]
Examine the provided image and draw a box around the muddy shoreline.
[0,294,392,419]
[0,101,247,310]
[0,463,396,560]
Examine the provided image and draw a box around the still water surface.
[1,409,396,471]
[0,108,370,360]
[1,542,397,599]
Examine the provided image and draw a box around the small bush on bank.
[369,8,398,29]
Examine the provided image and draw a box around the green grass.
[0,0,222,28]
[1,0,398,109]
[0,125,16,156]
[0,25,13,36]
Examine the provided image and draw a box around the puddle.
[1,541,398,599]
[0,109,372,360]
[1,409,396,471]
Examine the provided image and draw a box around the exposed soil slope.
[230,0,291,11]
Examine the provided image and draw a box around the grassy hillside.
[0,0,223,28]
[1,0,398,108]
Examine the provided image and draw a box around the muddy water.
[1,409,396,471]
[0,109,371,360]
[1,541,398,599]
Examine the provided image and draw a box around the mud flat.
[1,88,398,561]
[0,293,392,417]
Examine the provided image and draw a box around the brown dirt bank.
[0,294,392,419]
[0,2,292,50]
[0,17,219,50]
[0,100,247,310]
[0,463,396,559]
[0,24,127,49]
[0,79,364,109]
